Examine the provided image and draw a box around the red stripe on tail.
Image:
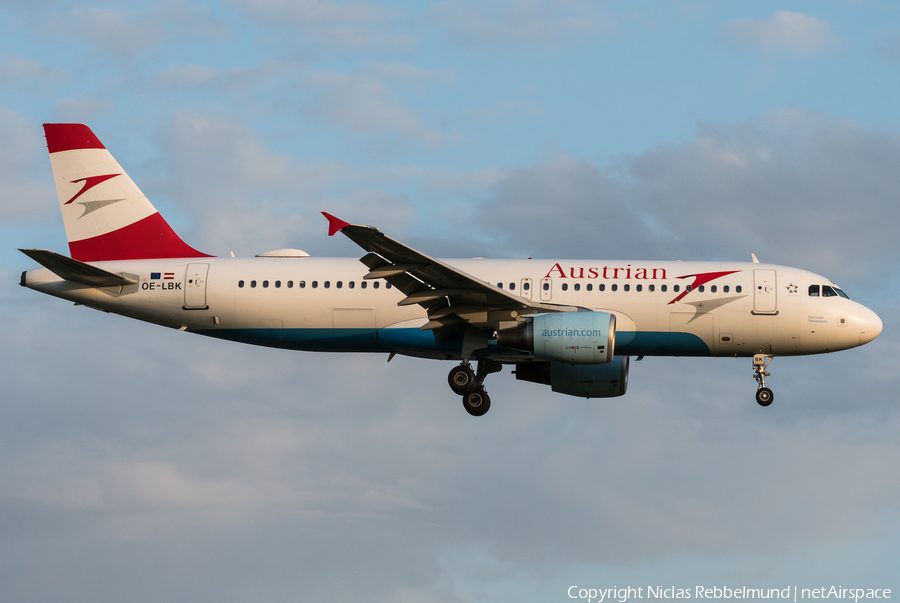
[44,123,106,153]
[68,213,212,262]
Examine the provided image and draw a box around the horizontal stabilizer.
[19,249,137,287]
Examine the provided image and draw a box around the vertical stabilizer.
[43,123,211,261]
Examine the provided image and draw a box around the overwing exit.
[20,124,883,415]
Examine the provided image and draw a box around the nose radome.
[859,306,883,346]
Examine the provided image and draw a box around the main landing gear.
[753,354,774,407]
[448,360,502,416]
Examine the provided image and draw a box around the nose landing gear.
[449,360,502,416]
[753,354,774,407]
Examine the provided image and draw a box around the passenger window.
[299,281,306,288]
[251,280,257,288]
[611,284,618,292]
[373,282,379,289]
[698,285,704,293]
[809,285,820,297]
[636,284,642,292]
[361,281,367,289]
[661,284,667,292]
[386,282,392,289]
[349,281,355,289]
[287,281,293,288]
[509,283,515,291]
[336,281,342,289]
[723,285,729,293]
[599,283,605,292]
[523,282,530,291]
[574,283,580,291]
[624,284,630,292]
[312,281,318,288]
[711,285,716,293]
[275,280,281,288]
[238,280,244,288]
[674,285,680,292]
[736,285,742,293]
[822,285,837,297]
[686,285,692,292]
[497,283,503,289]
[586,284,593,291]
[324,281,330,289]
[561,283,568,291]
[649,284,655,292]
[263,280,269,288]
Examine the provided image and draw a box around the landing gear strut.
[449,360,502,416]
[753,354,774,407]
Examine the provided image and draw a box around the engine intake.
[497,311,616,364]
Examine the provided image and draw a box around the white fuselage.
[22,256,881,361]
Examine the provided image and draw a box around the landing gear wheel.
[462,388,491,416]
[756,387,774,407]
[448,364,478,395]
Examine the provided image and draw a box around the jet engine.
[496,311,615,364]
[514,356,630,398]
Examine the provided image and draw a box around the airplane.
[19,124,883,416]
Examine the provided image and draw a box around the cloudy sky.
[2,1,900,601]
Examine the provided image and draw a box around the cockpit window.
[821,285,838,297]
[808,285,819,297]
[834,287,850,299]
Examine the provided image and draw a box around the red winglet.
[322,212,351,236]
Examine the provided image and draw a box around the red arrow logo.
[668,270,741,304]
[65,174,121,205]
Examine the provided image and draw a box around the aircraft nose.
[859,306,883,346]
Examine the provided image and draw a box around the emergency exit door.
[184,263,209,309]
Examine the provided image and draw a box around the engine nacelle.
[514,356,630,398]
[496,311,615,364]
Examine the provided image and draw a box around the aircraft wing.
[323,213,576,339]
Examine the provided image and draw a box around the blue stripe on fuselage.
[194,328,712,357]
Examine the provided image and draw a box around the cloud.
[0,109,57,221]
[716,11,842,56]
[51,96,113,123]
[230,0,413,54]
[144,112,352,255]
[465,109,900,290]
[0,50,63,86]
[430,0,616,50]
[31,5,229,57]
[364,62,456,85]
[301,70,450,150]
[153,64,218,88]
[465,100,544,122]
